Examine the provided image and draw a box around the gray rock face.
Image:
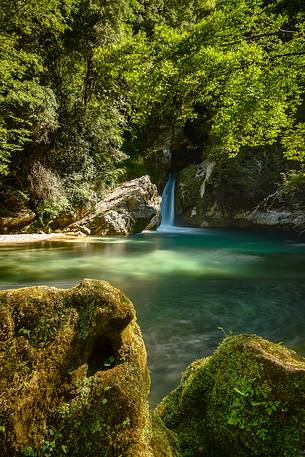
[176,160,305,231]
[67,176,161,236]
[235,209,305,230]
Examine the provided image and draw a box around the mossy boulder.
[3,283,304,457]
[0,280,175,456]
[155,334,305,457]
[0,212,36,234]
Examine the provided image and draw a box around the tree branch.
[221,29,298,47]
[270,51,305,59]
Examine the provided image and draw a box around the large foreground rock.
[0,280,175,456]
[2,281,305,457]
[67,176,161,236]
[155,334,305,457]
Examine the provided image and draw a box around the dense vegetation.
[1,0,304,226]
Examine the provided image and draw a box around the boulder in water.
[3,278,305,457]
[155,334,305,457]
[0,279,174,456]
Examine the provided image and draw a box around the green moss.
[156,334,305,457]
[148,412,181,457]
[0,280,170,457]
[7,280,305,457]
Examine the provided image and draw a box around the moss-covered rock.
[0,212,36,234]
[155,334,305,457]
[0,280,175,456]
[3,282,305,457]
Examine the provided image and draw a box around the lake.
[1,227,305,405]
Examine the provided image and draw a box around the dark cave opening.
[87,335,117,376]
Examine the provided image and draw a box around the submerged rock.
[155,334,305,457]
[0,280,174,456]
[67,175,161,236]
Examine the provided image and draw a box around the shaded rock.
[235,209,305,230]
[176,162,218,227]
[155,334,305,457]
[0,188,36,234]
[175,153,305,230]
[68,176,161,236]
[0,189,31,216]
[139,111,210,191]
[0,280,175,456]
[0,212,36,234]
[235,180,305,230]
[50,207,90,231]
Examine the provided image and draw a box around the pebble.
[0,234,65,244]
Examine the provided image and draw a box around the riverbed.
[1,227,305,404]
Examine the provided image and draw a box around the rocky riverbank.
[65,175,161,236]
[175,159,305,232]
[0,280,305,456]
[0,176,161,237]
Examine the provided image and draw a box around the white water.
[158,173,176,230]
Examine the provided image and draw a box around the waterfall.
[159,173,176,230]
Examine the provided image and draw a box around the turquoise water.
[1,227,305,404]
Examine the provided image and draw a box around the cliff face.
[175,151,305,231]
[140,121,305,232]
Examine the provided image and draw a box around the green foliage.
[28,162,70,226]
[21,447,37,457]
[156,335,305,457]
[282,123,305,164]
[93,0,305,171]
[227,376,288,440]
[282,170,305,191]
[1,0,305,223]
[0,0,141,220]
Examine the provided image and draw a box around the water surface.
[1,227,305,404]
